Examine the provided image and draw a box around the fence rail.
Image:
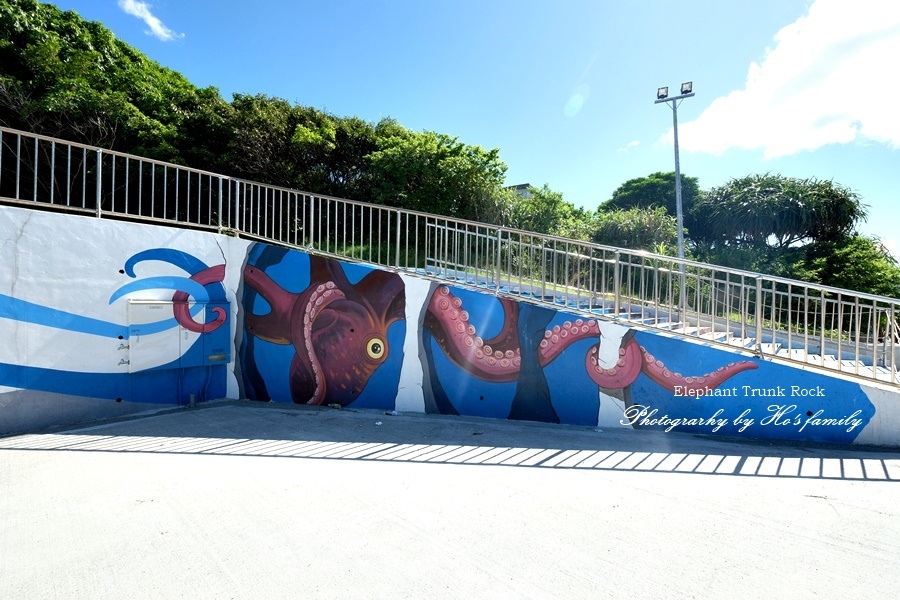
[1,126,898,387]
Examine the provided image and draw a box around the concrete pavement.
[2,401,899,599]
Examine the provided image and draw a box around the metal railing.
[1,125,898,387]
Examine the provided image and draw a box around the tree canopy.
[0,0,506,219]
[600,171,700,218]
[1,1,895,297]
[690,173,867,250]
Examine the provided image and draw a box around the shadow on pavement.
[2,401,898,482]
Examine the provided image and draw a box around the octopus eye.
[366,337,386,361]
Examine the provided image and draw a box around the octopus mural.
[241,248,405,406]
[423,285,758,423]
[111,248,229,335]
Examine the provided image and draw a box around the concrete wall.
[2,204,898,446]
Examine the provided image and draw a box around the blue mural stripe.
[123,249,209,278]
[0,361,131,398]
[1,293,126,338]
[109,277,211,305]
[0,293,204,339]
[0,356,227,404]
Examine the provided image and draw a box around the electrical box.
[127,300,230,373]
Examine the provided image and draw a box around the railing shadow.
[1,404,897,483]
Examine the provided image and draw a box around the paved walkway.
[2,402,899,599]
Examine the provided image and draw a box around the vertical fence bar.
[541,245,547,300]
[854,297,861,374]
[163,165,168,219]
[49,141,55,204]
[755,277,763,355]
[218,178,223,232]
[110,155,115,213]
[891,304,897,378]
[819,290,827,364]
[208,175,213,228]
[33,137,38,202]
[614,251,621,319]
[186,169,191,223]
[494,229,502,294]
[341,202,347,256]
[309,194,316,250]
[15,134,21,199]
[66,145,71,206]
[95,149,102,217]
[138,160,143,216]
[395,209,402,267]
[232,181,239,233]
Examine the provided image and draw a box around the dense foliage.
[604,172,899,297]
[599,171,701,218]
[1,0,897,297]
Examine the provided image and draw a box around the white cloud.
[118,0,183,42]
[617,140,640,153]
[671,0,900,158]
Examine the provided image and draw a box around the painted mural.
[240,244,405,409]
[0,245,231,406]
[0,205,891,444]
[418,283,875,443]
[421,285,756,425]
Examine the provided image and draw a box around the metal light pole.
[655,81,694,318]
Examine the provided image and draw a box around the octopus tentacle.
[173,265,227,333]
[538,318,601,366]
[243,264,298,344]
[243,265,296,320]
[425,286,623,381]
[639,346,758,393]
[424,284,758,397]
[482,297,520,352]
[584,336,644,388]
[424,286,520,381]
[296,281,346,404]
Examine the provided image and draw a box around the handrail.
[1,125,897,388]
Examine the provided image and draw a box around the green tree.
[0,0,232,164]
[690,174,867,251]
[600,171,700,218]
[507,184,584,236]
[367,128,507,220]
[590,207,678,254]
[796,235,900,298]
[228,94,305,188]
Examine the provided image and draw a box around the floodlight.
[657,87,668,100]
[681,81,693,94]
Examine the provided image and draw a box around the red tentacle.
[423,286,521,382]
[639,346,758,393]
[173,265,227,333]
[585,336,643,388]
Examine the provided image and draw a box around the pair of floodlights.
[657,82,692,100]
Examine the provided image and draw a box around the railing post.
[495,228,503,294]
[218,177,223,233]
[233,180,241,236]
[891,305,897,375]
[614,251,621,319]
[755,276,763,356]
[395,210,402,268]
[541,244,547,301]
[309,195,316,251]
[95,149,102,218]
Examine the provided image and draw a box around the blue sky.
[50,0,900,254]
